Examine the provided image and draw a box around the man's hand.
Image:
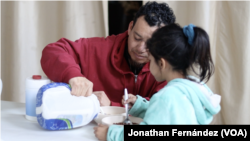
[122,94,137,109]
[94,124,109,141]
[69,77,93,97]
[93,91,111,106]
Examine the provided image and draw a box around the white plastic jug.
[36,82,100,130]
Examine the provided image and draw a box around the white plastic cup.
[25,75,50,121]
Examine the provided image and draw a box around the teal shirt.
[107,77,221,141]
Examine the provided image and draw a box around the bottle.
[25,75,50,121]
[0,78,2,95]
[36,82,100,130]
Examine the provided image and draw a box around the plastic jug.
[36,82,100,130]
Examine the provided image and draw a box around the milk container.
[36,82,100,130]
[25,75,51,121]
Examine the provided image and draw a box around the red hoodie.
[41,31,167,106]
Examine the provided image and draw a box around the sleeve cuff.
[129,95,149,117]
[107,125,124,141]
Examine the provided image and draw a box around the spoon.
[123,88,132,125]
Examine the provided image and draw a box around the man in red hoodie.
[41,2,176,107]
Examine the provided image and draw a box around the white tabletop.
[1,101,99,141]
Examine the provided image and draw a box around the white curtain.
[151,1,250,124]
[1,1,107,103]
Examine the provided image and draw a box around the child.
[94,23,221,141]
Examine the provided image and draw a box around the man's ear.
[128,21,134,35]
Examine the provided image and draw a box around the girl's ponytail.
[146,23,214,83]
[183,24,214,83]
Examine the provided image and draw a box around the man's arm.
[41,38,87,83]
[41,38,94,97]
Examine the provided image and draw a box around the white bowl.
[101,115,143,126]
[94,106,126,124]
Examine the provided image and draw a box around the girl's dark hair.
[146,23,214,83]
[133,1,176,27]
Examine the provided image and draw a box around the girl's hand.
[122,94,137,109]
[93,124,109,141]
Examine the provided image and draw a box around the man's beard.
[129,57,146,69]
[124,43,146,73]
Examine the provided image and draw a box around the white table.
[1,101,99,141]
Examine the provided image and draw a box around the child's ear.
[159,58,167,70]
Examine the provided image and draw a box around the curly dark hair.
[133,1,176,27]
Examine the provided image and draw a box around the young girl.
[94,23,221,141]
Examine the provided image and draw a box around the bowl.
[101,115,143,126]
[94,106,126,124]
